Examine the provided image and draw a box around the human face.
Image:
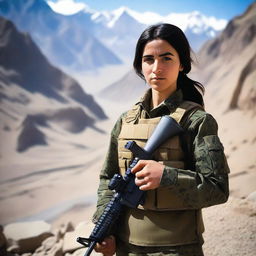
[141,39,183,97]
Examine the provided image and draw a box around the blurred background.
[0,0,255,255]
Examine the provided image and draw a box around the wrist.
[160,166,178,187]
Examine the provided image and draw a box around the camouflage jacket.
[93,89,229,222]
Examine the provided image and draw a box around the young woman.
[92,23,229,256]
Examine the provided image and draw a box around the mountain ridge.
[195,2,256,113]
[192,2,256,198]
[0,0,122,71]
[90,6,228,57]
[0,17,107,152]
[0,0,228,72]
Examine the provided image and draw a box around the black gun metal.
[77,115,183,256]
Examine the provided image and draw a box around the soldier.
[93,23,230,256]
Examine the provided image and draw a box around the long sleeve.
[160,110,229,209]
[92,114,124,223]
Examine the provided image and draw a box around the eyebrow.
[142,52,174,58]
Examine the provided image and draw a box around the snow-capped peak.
[91,11,112,24]
[112,6,130,17]
[96,7,227,35]
[127,9,164,25]
[163,11,227,33]
[47,1,227,34]
[107,6,134,28]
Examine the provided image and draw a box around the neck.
[151,88,176,108]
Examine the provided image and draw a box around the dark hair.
[133,23,204,106]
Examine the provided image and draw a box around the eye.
[163,56,172,61]
[143,57,154,63]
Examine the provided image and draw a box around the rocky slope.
[0,17,107,153]
[0,0,122,70]
[194,2,256,113]
[0,195,255,256]
[98,69,147,103]
[191,2,256,198]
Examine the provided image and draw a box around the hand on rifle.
[131,160,165,190]
[94,235,116,256]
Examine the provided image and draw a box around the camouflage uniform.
[93,89,229,256]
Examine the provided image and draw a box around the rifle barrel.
[84,241,96,256]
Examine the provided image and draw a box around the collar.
[136,89,184,117]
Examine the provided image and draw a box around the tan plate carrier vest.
[117,101,204,246]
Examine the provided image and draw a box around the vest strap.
[117,100,204,246]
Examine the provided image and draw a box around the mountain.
[0,0,122,71]
[195,3,256,113]
[98,70,147,103]
[92,7,227,60]
[128,9,227,50]
[0,0,227,72]
[0,16,107,152]
[99,3,255,111]
[92,7,146,62]
[191,2,256,198]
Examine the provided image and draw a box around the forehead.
[143,39,178,55]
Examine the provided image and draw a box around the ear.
[179,64,184,72]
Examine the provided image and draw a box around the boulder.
[63,222,94,254]
[34,235,59,254]
[33,239,63,256]
[59,222,75,238]
[247,191,256,202]
[47,239,63,256]
[65,247,98,256]
[4,221,52,254]
[0,225,7,249]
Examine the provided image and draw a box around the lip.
[151,77,165,80]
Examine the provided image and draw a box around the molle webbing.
[118,117,185,211]
[116,101,204,246]
[118,101,200,211]
[118,101,201,174]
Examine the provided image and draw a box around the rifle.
[77,115,183,256]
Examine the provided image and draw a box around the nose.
[152,60,162,74]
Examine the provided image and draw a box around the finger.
[94,238,108,250]
[135,176,146,187]
[131,160,148,173]
[104,235,115,245]
[94,240,110,253]
[136,175,151,186]
[135,170,147,179]
[139,183,151,191]
[94,243,104,252]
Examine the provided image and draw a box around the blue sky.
[47,0,255,20]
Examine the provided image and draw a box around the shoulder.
[110,112,127,138]
[187,109,219,137]
[121,104,141,124]
[182,105,218,132]
[192,109,217,124]
[112,102,141,129]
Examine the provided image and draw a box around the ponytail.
[177,73,205,107]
